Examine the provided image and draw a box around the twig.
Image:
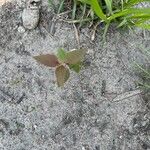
[91,21,101,41]
[73,24,80,49]
[112,89,142,102]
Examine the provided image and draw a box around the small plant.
[34,48,87,87]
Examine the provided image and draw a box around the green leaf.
[33,54,59,67]
[102,21,110,41]
[90,0,107,21]
[108,8,150,21]
[117,18,128,28]
[57,0,65,14]
[104,0,113,14]
[57,48,67,63]
[77,0,91,5]
[55,65,70,87]
[78,0,107,21]
[72,0,77,20]
[69,62,82,73]
[126,14,150,20]
[135,23,150,30]
[65,49,87,64]
[124,0,150,8]
[135,63,150,77]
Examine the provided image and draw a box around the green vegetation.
[36,0,150,88]
[135,49,150,96]
[136,63,150,90]
[48,0,150,31]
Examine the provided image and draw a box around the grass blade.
[79,0,107,21]
[104,0,113,14]
[124,0,150,8]
[90,0,107,21]
[72,0,77,20]
[108,8,150,21]
[79,3,87,28]
[135,63,150,77]
[102,21,110,41]
[135,23,150,30]
[48,0,56,12]
[57,0,65,14]
[77,0,91,5]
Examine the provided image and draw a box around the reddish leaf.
[55,65,70,87]
[34,54,59,67]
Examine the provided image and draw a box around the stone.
[22,0,41,30]
[22,8,40,30]
[18,26,26,33]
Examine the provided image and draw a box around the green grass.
[55,0,150,31]
[136,64,150,102]
[135,49,150,101]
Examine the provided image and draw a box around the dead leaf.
[34,54,59,67]
[66,49,87,64]
[55,65,70,87]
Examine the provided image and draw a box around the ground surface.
[0,1,150,150]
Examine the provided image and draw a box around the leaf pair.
[33,49,87,87]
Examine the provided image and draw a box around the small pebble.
[33,124,37,130]
[18,26,26,33]
[22,0,41,30]
[22,8,39,30]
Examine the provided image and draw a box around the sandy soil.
[0,0,150,150]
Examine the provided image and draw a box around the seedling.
[33,48,87,87]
